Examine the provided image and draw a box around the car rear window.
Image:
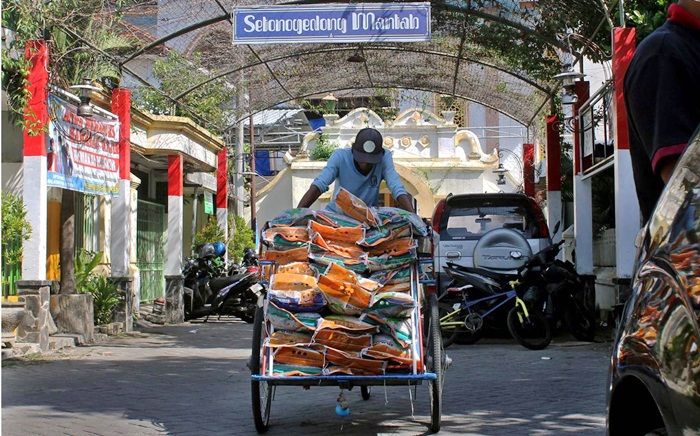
[440,199,539,240]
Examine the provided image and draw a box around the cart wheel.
[361,386,371,400]
[251,307,272,433]
[425,293,443,433]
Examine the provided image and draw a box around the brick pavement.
[2,319,609,435]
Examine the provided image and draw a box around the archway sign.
[232,2,431,44]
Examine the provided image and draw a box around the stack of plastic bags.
[261,188,429,376]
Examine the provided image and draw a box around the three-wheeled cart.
[250,256,444,433]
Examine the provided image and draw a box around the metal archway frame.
[108,0,614,128]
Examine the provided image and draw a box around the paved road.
[2,320,609,435]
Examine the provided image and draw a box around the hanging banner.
[232,2,431,44]
[47,94,120,195]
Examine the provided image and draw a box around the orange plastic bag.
[335,188,379,227]
[325,347,386,375]
[277,262,317,276]
[263,226,310,243]
[309,220,365,244]
[367,237,416,257]
[310,233,366,259]
[313,329,372,352]
[274,345,325,368]
[262,246,308,264]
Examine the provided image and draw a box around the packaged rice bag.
[310,233,366,259]
[313,329,372,352]
[308,245,367,273]
[273,345,325,369]
[268,289,325,312]
[378,282,411,293]
[365,313,413,344]
[268,208,318,228]
[263,246,309,264]
[268,331,313,347]
[324,346,386,375]
[363,334,413,366]
[273,365,323,376]
[315,209,364,228]
[309,220,365,245]
[268,273,324,312]
[263,226,309,244]
[317,315,378,333]
[266,235,307,250]
[323,262,380,292]
[361,223,411,247]
[335,188,380,227]
[322,366,355,375]
[277,262,318,277]
[376,207,429,237]
[367,252,415,272]
[266,301,321,332]
[317,275,372,315]
[367,292,415,318]
[367,237,417,257]
[270,273,318,291]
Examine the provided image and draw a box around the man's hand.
[297,185,322,208]
[659,156,680,184]
[396,194,415,213]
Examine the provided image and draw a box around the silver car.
[430,193,553,294]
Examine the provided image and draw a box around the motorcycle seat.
[209,274,247,293]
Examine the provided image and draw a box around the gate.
[137,200,165,302]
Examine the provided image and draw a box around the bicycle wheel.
[507,304,552,350]
[438,301,460,348]
[251,307,272,433]
[361,386,371,400]
[425,293,443,433]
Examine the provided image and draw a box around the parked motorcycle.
[522,240,597,342]
[183,244,263,323]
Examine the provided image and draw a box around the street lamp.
[321,93,338,114]
[492,148,524,187]
[553,66,585,106]
[69,78,102,117]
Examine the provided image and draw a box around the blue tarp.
[255,151,272,176]
[308,117,326,131]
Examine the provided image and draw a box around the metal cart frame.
[250,259,444,433]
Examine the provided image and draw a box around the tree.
[2,0,132,125]
[133,51,237,135]
[228,215,254,263]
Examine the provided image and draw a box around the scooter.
[183,245,263,323]
[526,241,597,341]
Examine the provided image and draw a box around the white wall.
[256,169,293,228]
[2,162,23,195]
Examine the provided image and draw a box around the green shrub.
[193,217,225,251]
[88,276,120,326]
[228,215,255,262]
[75,250,102,293]
[1,193,31,266]
[74,249,119,325]
[310,132,338,161]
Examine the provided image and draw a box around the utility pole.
[235,80,247,216]
[249,114,256,231]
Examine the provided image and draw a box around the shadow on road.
[2,323,608,435]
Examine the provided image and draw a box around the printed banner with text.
[47,94,120,195]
